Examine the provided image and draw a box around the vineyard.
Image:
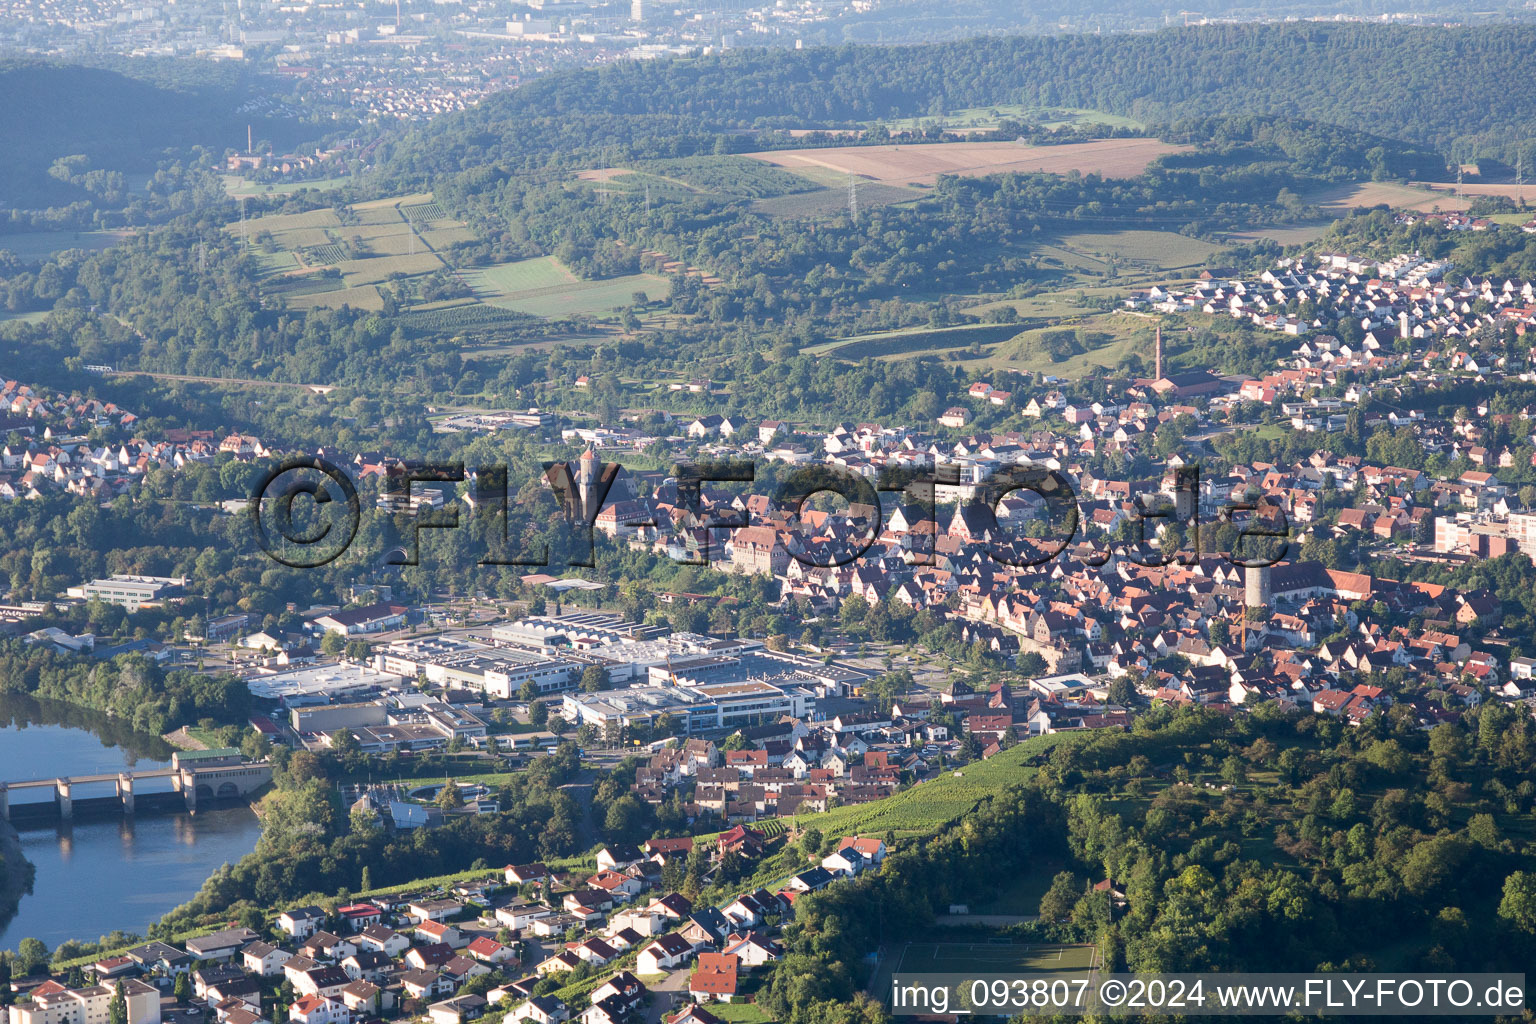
[715,732,1093,896]
[304,244,348,266]
[234,192,482,320]
[402,201,448,222]
[397,302,534,336]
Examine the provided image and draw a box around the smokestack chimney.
[247,124,253,154]
[1154,326,1163,380]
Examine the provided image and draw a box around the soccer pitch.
[894,941,1098,976]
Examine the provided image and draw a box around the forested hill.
[379,23,1536,178]
[0,60,299,207]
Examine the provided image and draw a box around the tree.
[1499,871,1536,934]
[242,730,273,761]
[14,937,49,977]
[603,795,644,840]
[1220,755,1247,786]
[174,971,191,1003]
[1038,870,1080,921]
[1468,813,1501,850]
[109,982,127,1024]
[1107,677,1136,706]
[320,630,346,656]
[580,665,610,693]
[529,700,549,728]
[438,781,465,810]
[331,727,360,757]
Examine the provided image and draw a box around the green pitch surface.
[894,941,1097,976]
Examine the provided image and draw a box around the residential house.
[688,953,739,1004]
[241,943,291,978]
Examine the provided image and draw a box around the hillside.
[382,23,1536,179]
[0,61,295,207]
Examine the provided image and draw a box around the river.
[0,694,263,952]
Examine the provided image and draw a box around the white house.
[279,908,328,939]
[637,934,695,974]
[241,943,292,977]
[288,996,348,1024]
[511,997,570,1024]
[819,849,864,878]
[721,933,779,969]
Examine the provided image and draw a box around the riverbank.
[0,693,263,951]
[0,814,37,938]
[161,727,209,751]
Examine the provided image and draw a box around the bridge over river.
[0,749,272,821]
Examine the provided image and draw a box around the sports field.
[894,941,1098,977]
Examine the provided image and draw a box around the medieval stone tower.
[1244,563,1272,610]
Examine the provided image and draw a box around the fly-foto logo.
[250,458,1290,570]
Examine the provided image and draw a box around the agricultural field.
[464,255,668,318]
[401,201,448,221]
[1226,221,1333,246]
[631,156,823,198]
[575,168,715,204]
[243,208,340,236]
[418,224,478,248]
[396,302,534,337]
[224,175,354,196]
[252,250,300,277]
[745,138,1189,186]
[1419,181,1536,202]
[238,193,668,325]
[963,283,1120,322]
[752,182,924,218]
[233,193,479,315]
[1048,229,1223,273]
[1303,180,1472,214]
[0,228,135,259]
[464,255,577,296]
[285,284,385,311]
[337,252,445,287]
[335,224,420,257]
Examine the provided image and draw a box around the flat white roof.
[245,663,406,700]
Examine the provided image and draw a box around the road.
[641,966,691,1024]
